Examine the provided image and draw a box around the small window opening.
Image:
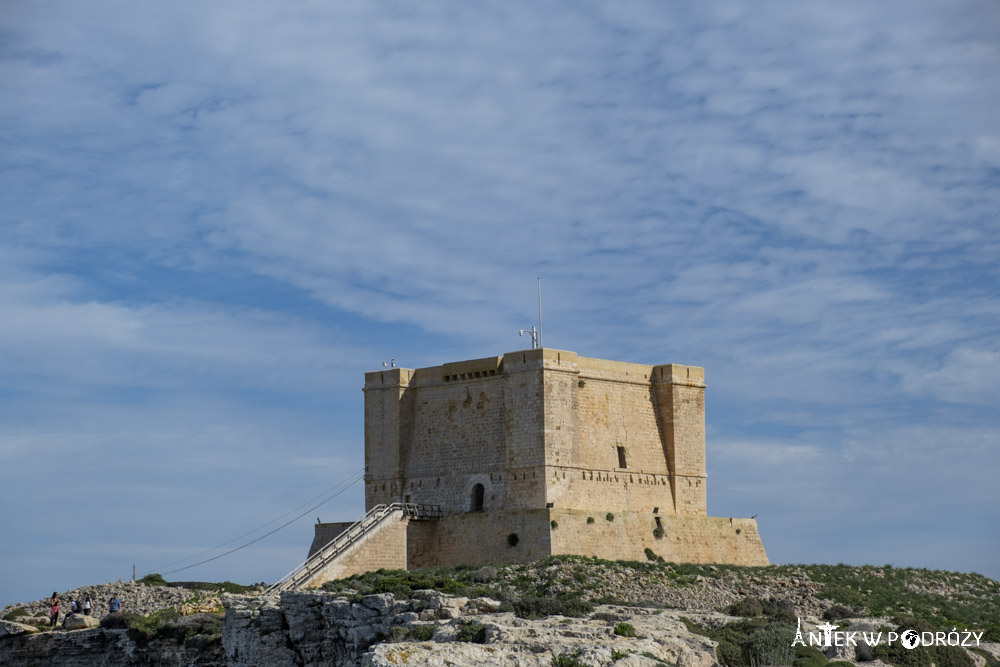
[617,446,628,469]
[471,484,485,512]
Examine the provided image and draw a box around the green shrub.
[552,652,585,667]
[174,580,256,594]
[715,639,744,667]
[512,594,593,619]
[586,516,595,524]
[613,622,637,637]
[640,547,665,563]
[507,533,519,547]
[745,624,796,667]
[408,624,436,641]
[792,645,829,667]
[388,626,411,642]
[611,649,629,661]
[606,513,615,522]
[138,573,167,586]
[728,596,764,617]
[2,608,30,621]
[653,525,665,540]
[874,636,975,667]
[125,608,179,643]
[100,613,136,629]
[550,520,559,530]
[761,597,798,624]
[456,622,487,643]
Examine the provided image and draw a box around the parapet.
[363,350,706,389]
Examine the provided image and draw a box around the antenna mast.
[518,278,544,350]
[537,277,543,349]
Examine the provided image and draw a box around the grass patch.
[614,622,637,637]
[552,651,585,666]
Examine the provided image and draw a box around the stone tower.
[304,348,767,587]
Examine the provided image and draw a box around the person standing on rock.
[83,593,93,615]
[108,594,121,613]
[48,592,60,627]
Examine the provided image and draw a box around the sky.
[1,1,998,606]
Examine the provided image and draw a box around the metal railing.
[263,502,442,594]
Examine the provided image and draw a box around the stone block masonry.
[306,347,767,585]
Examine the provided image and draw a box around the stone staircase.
[265,503,442,594]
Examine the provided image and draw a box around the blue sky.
[2,1,998,606]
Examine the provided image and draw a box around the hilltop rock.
[63,614,100,630]
[0,620,39,637]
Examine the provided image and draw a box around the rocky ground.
[2,560,999,666]
[2,579,261,628]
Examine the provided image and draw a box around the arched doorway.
[470,484,485,512]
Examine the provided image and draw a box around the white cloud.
[1,0,999,605]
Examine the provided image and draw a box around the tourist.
[108,594,121,613]
[71,597,79,615]
[83,593,93,616]
[48,593,60,627]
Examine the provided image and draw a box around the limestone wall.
[541,352,690,514]
[309,521,353,559]
[407,510,552,568]
[300,513,410,589]
[547,509,768,566]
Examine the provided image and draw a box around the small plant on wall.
[507,533,519,547]
[644,547,666,563]
[586,516,595,524]
[550,520,559,529]
[606,512,615,522]
[653,525,665,540]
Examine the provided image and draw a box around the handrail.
[263,502,442,594]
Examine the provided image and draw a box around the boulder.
[361,593,395,614]
[0,620,39,637]
[471,597,503,613]
[63,614,100,630]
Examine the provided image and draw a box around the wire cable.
[141,468,365,577]
[157,469,365,577]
